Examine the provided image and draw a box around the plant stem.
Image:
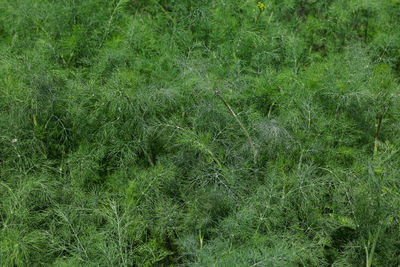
[216,91,257,164]
[151,0,175,24]
[255,10,262,24]
[374,113,383,157]
[267,102,275,118]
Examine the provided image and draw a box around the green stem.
[374,113,383,157]
[255,10,262,24]
[216,91,257,164]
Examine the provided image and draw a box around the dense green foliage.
[1,0,400,266]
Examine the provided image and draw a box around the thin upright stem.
[374,113,383,157]
[216,91,258,164]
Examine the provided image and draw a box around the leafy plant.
[1,0,400,266]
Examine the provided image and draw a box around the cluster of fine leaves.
[1,0,400,266]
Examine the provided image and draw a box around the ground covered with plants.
[1,0,400,266]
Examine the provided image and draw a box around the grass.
[1,0,400,266]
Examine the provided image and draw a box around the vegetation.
[1,0,400,266]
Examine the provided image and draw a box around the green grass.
[1,0,400,266]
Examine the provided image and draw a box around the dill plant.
[1,0,400,266]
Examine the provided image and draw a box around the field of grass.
[1,0,400,266]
